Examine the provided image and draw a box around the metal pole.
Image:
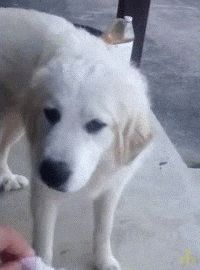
[117,0,151,67]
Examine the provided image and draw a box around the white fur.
[0,8,153,270]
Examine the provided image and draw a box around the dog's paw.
[0,173,29,192]
[94,256,121,270]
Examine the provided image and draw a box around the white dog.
[0,8,153,270]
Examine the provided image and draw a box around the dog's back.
[0,8,73,89]
[0,8,112,94]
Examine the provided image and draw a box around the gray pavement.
[142,0,200,167]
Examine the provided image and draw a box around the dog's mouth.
[42,181,67,193]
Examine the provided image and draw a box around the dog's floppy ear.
[125,112,152,164]
[115,110,152,166]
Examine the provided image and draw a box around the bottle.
[101,16,134,44]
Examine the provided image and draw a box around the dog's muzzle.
[39,159,71,192]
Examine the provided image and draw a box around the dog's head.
[22,58,152,193]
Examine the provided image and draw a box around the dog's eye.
[44,108,61,124]
[85,119,106,134]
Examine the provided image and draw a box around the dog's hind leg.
[0,110,29,191]
[93,188,123,270]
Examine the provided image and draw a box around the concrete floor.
[1,0,200,167]
[142,0,200,168]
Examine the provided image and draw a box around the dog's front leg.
[31,183,60,265]
[0,110,29,191]
[93,188,122,270]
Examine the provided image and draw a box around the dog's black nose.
[39,159,71,191]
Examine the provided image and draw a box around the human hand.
[0,226,34,270]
